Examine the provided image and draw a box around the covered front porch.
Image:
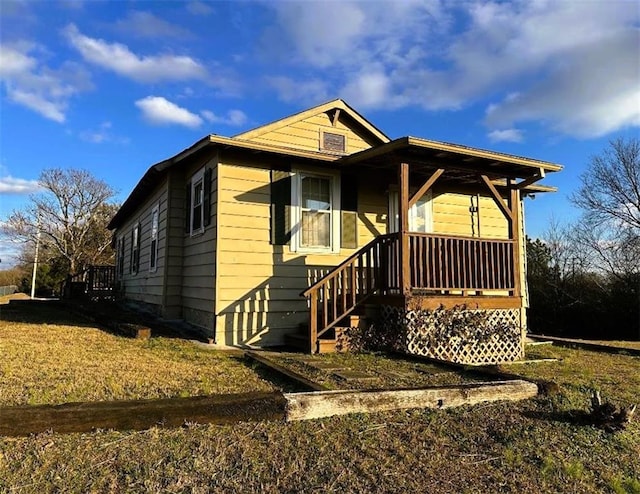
[298,137,561,363]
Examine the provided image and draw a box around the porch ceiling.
[338,136,563,183]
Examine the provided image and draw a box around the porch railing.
[408,233,515,292]
[301,232,517,352]
[62,265,116,300]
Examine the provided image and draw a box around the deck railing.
[408,233,515,292]
[62,265,116,299]
[301,232,517,352]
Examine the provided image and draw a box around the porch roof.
[338,136,563,182]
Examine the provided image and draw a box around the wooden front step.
[284,333,337,353]
[287,313,368,354]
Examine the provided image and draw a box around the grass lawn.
[1,301,638,493]
[264,351,500,390]
[0,301,275,406]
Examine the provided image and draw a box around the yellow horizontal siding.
[241,111,373,154]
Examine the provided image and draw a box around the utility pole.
[30,227,41,299]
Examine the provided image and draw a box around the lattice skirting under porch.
[380,305,525,365]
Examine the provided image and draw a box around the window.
[150,205,159,272]
[130,223,140,274]
[388,190,433,233]
[291,171,340,252]
[320,131,346,153]
[117,236,125,277]
[188,167,208,236]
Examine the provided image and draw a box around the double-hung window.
[150,205,159,272]
[117,236,125,277]
[131,223,140,274]
[291,171,340,253]
[189,168,205,235]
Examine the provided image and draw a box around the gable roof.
[234,98,390,144]
[109,100,562,230]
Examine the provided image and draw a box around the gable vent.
[322,131,346,153]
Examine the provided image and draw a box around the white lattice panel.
[380,305,524,365]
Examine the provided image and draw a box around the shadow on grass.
[0,299,98,328]
[522,408,596,428]
[0,299,207,342]
[241,355,312,393]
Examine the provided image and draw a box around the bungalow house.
[107,99,562,364]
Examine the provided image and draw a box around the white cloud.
[488,128,523,143]
[135,96,203,128]
[263,1,639,138]
[78,121,129,144]
[114,11,190,39]
[0,43,91,123]
[64,24,206,83]
[201,109,248,127]
[186,1,214,16]
[340,70,391,109]
[0,176,42,194]
[266,76,329,104]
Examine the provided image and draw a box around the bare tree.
[2,168,117,274]
[573,137,640,232]
[571,137,640,277]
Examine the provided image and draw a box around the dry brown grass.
[589,340,640,351]
[0,292,30,304]
[265,351,497,390]
[1,303,639,493]
[0,301,274,406]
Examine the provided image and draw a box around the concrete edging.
[283,380,539,421]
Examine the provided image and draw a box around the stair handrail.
[301,233,397,297]
[301,232,399,353]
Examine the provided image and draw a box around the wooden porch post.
[509,183,522,298]
[398,162,411,296]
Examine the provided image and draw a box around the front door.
[388,190,433,233]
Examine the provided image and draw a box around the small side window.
[189,168,205,236]
[117,237,125,277]
[150,205,159,272]
[131,223,140,275]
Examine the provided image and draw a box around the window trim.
[149,204,159,272]
[117,235,125,278]
[388,189,433,233]
[190,167,205,236]
[131,222,141,275]
[290,169,341,254]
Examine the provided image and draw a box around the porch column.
[398,162,411,296]
[509,183,522,298]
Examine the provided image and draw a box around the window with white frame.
[190,168,204,235]
[388,190,433,233]
[291,171,340,252]
[117,236,125,277]
[150,205,159,272]
[131,223,140,274]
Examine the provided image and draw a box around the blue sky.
[1,0,639,265]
